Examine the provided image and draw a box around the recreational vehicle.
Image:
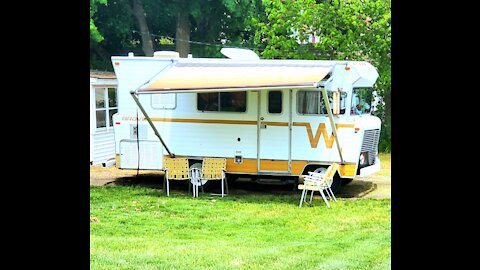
[110,49,381,193]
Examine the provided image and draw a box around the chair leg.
[166,179,170,197]
[163,177,167,195]
[224,177,229,195]
[325,187,332,200]
[191,181,195,198]
[319,188,330,208]
[299,188,307,207]
[221,179,224,197]
[328,188,337,202]
[309,189,315,204]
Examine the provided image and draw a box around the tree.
[90,0,108,43]
[252,0,391,151]
[131,0,155,56]
[91,0,263,66]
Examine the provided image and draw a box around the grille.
[361,129,380,165]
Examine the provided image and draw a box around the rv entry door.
[257,89,292,173]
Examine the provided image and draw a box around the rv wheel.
[341,178,354,186]
[312,167,342,194]
[189,163,214,191]
[330,174,342,194]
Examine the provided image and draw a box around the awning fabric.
[138,60,333,93]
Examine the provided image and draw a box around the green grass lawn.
[91,185,391,269]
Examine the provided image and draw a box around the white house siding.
[90,71,117,165]
[92,131,116,165]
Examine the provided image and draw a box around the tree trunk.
[176,8,190,58]
[131,0,154,57]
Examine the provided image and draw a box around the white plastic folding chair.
[190,166,202,198]
[298,163,339,208]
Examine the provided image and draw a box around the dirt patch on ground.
[90,161,391,199]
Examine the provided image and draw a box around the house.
[90,70,118,166]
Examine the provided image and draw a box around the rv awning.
[137,60,334,93]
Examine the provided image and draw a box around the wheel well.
[301,164,328,175]
[188,159,203,167]
[300,164,343,193]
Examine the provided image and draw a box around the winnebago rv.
[111,49,381,193]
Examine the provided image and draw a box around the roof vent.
[220,48,260,60]
[153,51,180,59]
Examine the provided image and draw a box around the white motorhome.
[111,49,381,193]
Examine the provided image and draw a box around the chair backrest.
[201,158,226,180]
[323,163,339,184]
[163,157,190,180]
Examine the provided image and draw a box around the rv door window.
[268,91,282,114]
[197,92,246,112]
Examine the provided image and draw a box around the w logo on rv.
[294,122,354,148]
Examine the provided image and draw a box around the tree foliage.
[253,0,391,151]
[90,0,108,43]
[90,0,263,62]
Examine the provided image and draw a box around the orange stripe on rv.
[142,118,354,149]
[149,118,257,125]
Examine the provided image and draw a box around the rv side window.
[95,87,118,129]
[197,92,246,112]
[151,93,176,109]
[297,91,326,115]
[351,88,373,115]
[297,90,347,115]
[268,91,282,114]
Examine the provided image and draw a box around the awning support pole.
[321,87,344,164]
[130,91,175,158]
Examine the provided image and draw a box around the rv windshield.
[351,88,373,115]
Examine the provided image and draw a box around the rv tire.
[330,174,342,194]
[312,167,342,194]
[189,162,215,191]
[341,178,354,186]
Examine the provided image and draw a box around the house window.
[197,92,246,112]
[95,87,117,129]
